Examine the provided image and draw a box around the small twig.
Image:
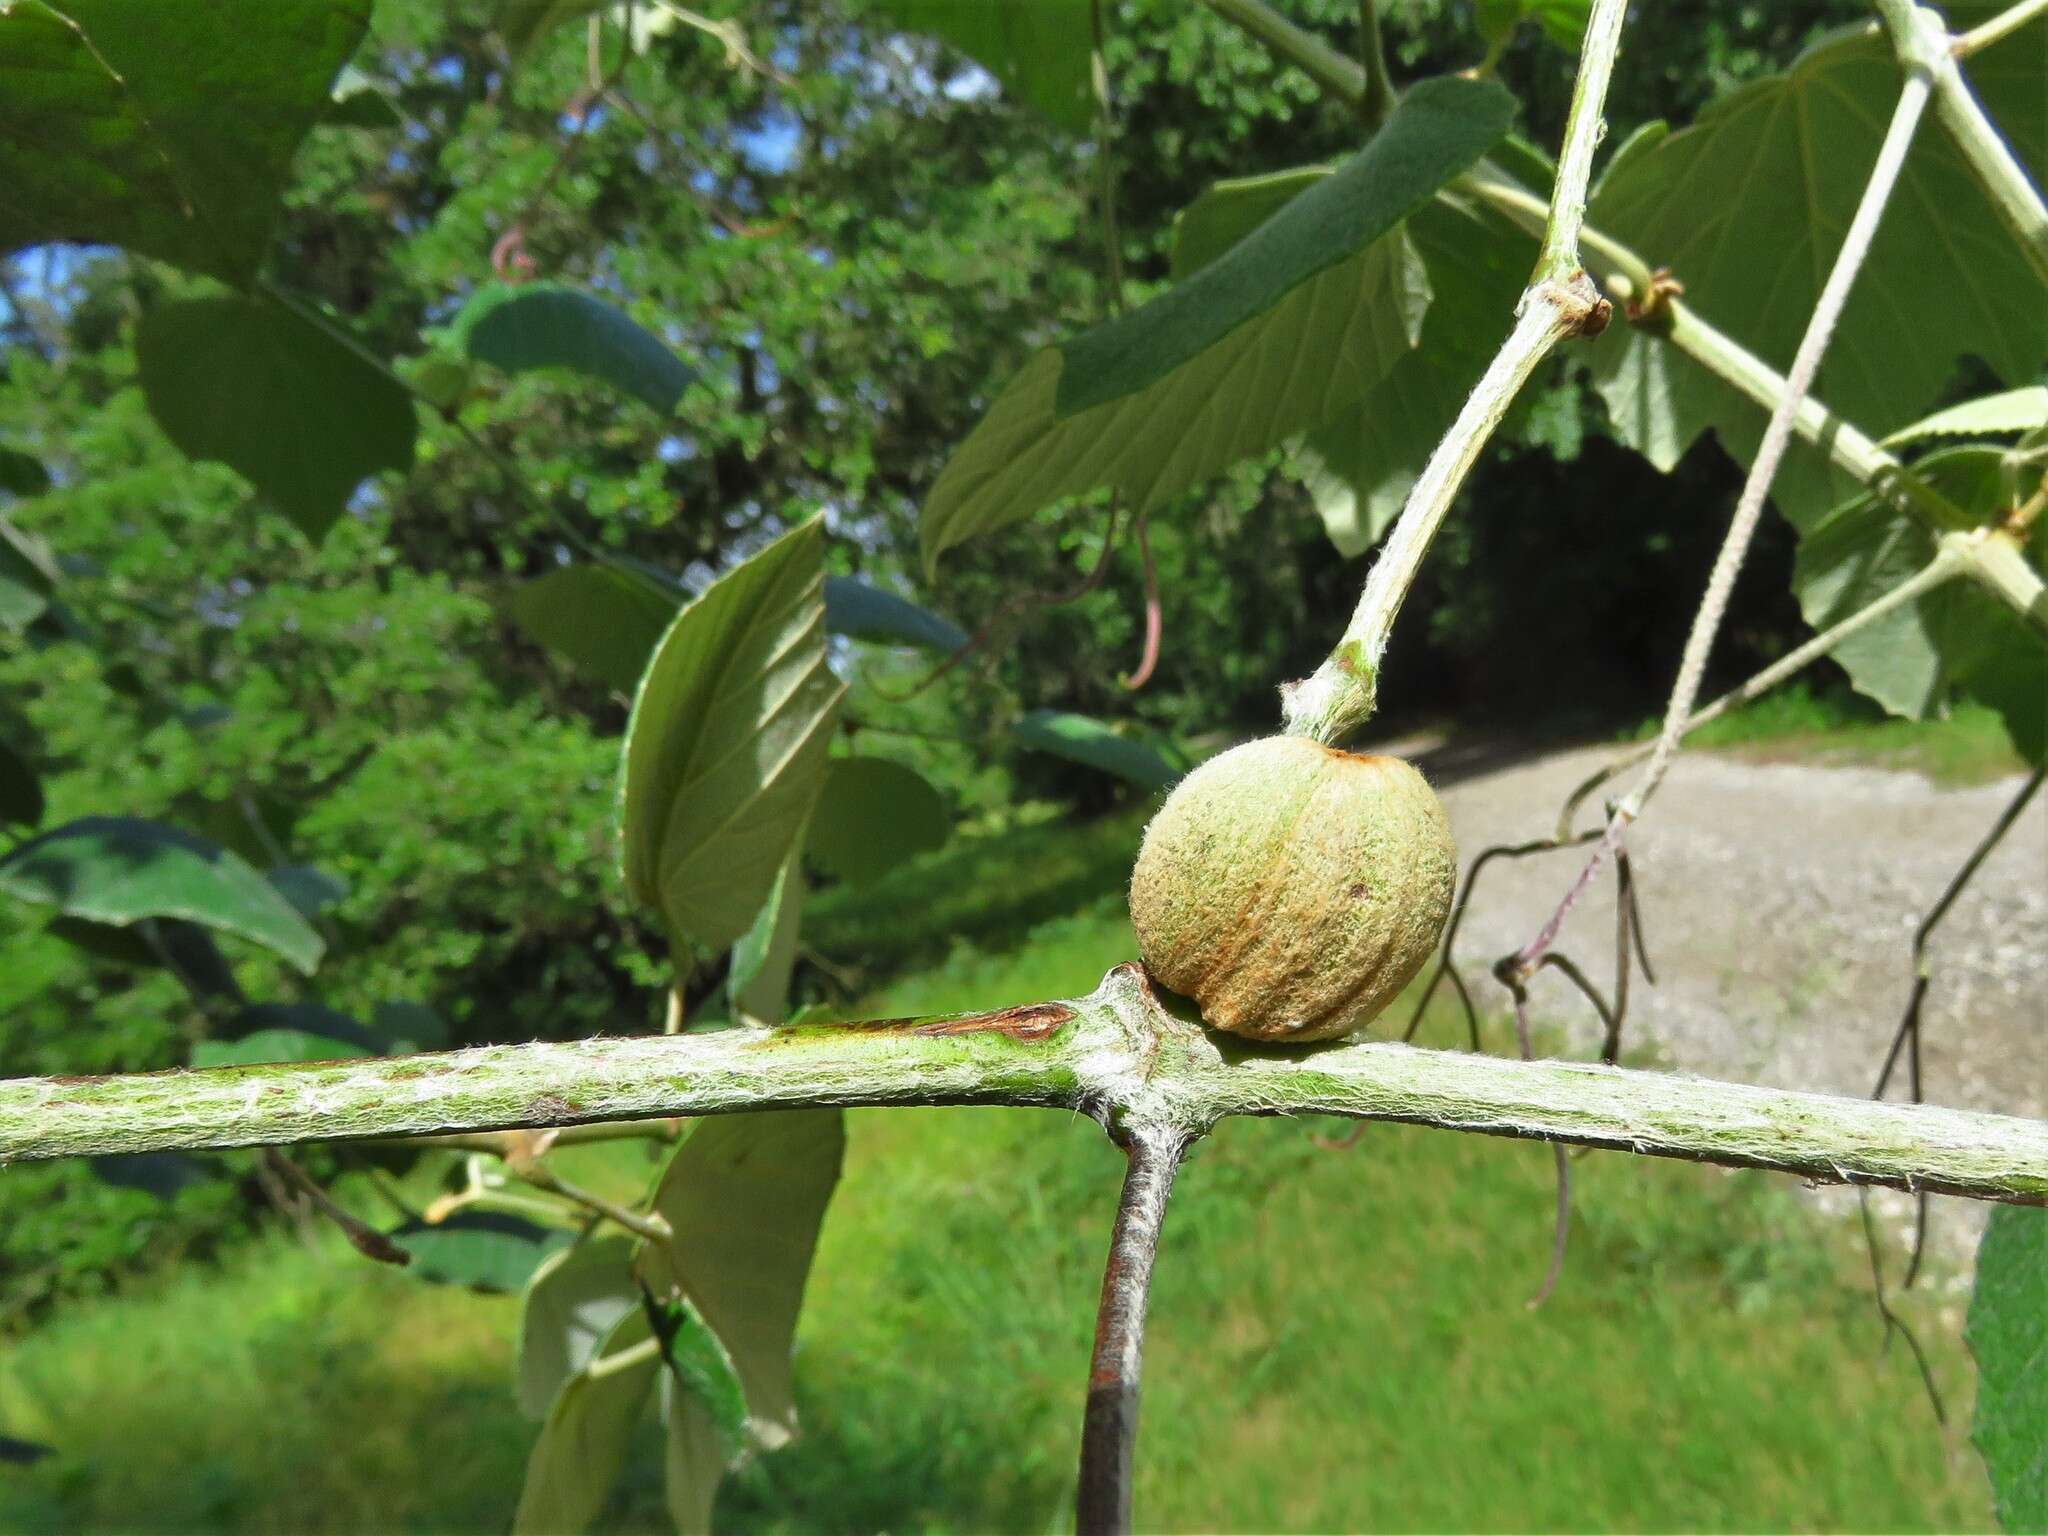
[1952,0,2048,55]
[1535,952,1621,1065]
[1355,0,1394,130]
[260,1149,411,1267]
[515,1158,674,1244]
[1855,1191,1949,1424]
[1120,511,1161,690]
[1076,1122,1190,1535]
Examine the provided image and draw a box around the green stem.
[1356,0,1394,130]
[1200,0,1368,104]
[5,968,2043,1205]
[1952,0,2048,55]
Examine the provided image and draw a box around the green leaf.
[1882,387,2048,448]
[137,295,417,541]
[495,0,607,62]
[1590,20,2048,462]
[507,562,681,694]
[513,1303,659,1536]
[1168,165,1332,282]
[0,816,325,974]
[1296,191,1536,555]
[1011,709,1181,790]
[0,515,61,631]
[457,284,693,415]
[807,756,950,884]
[730,852,805,1023]
[89,1151,221,1199]
[0,0,370,284]
[266,864,348,921]
[619,522,844,954]
[822,575,967,652]
[190,1028,372,1068]
[0,738,42,828]
[919,78,1513,573]
[870,0,1092,131]
[1792,447,2046,762]
[518,1236,641,1420]
[662,1388,726,1536]
[0,446,48,497]
[370,1000,450,1053]
[646,1293,749,1455]
[395,1212,569,1293]
[45,916,242,998]
[226,1000,380,1052]
[641,1110,845,1448]
[1476,0,1589,50]
[1968,1205,2047,1532]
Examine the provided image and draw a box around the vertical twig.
[1356,0,1394,130]
[1076,1122,1190,1536]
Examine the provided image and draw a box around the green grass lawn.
[0,860,1993,1533]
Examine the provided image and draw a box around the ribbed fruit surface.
[1129,736,1455,1043]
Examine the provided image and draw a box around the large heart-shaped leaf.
[1793,447,2046,762]
[513,1303,661,1535]
[806,756,950,885]
[0,816,324,974]
[507,562,681,695]
[1968,1205,2047,1531]
[640,1110,845,1449]
[619,522,844,955]
[456,284,693,416]
[870,0,1092,131]
[918,78,1514,573]
[0,0,370,284]
[138,295,417,541]
[518,1236,642,1420]
[1589,17,2047,478]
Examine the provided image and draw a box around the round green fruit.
[1128,736,1456,1043]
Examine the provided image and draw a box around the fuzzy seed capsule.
[1129,736,1456,1043]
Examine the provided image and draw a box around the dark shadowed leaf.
[45,916,243,1000]
[371,1000,450,1052]
[822,575,967,652]
[729,852,804,1022]
[513,1303,659,1535]
[619,522,844,954]
[0,1434,53,1466]
[518,1236,641,1420]
[871,0,1092,130]
[0,817,324,974]
[223,1001,380,1052]
[138,295,417,541]
[506,562,680,694]
[0,446,48,497]
[266,864,348,920]
[394,1211,568,1292]
[1011,710,1181,790]
[458,284,693,415]
[1475,0,1588,50]
[641,1110,844,1449]
[89,1151,221,1199]
[0,0,370,283]
[1968,1205,2046,1531]
[920,78,1512,571]
[0,738,42,828]
[807,756,950,884]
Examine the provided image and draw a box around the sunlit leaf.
[518,1236,641,1420]
[506,562,680,694]
[1168,165,1331,282]
[662,1386,726,1536]
[919,78,1513,573]
[730,852,804,1022]
[620,522,844,954]
[0,0,370,283]
[1589,18,2048,475]
[871,0,1091,131]
[807,756,950,884]
[1882,387,2048,448]
[822,575,967,652]
[641,1110,844,1448]
[395,1211,568,1293]
[1968,1205,2047,1531]
[0,817,325,974]
[513,1303,659,1535]
[457,284,693,415]
[137,295,417,541]
[1011,709,1181,790]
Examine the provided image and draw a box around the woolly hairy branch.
[5,967,2043,1205]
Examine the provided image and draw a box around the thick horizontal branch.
[3,968,2042,1205]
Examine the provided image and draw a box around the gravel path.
[1402,738,2045,1268]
